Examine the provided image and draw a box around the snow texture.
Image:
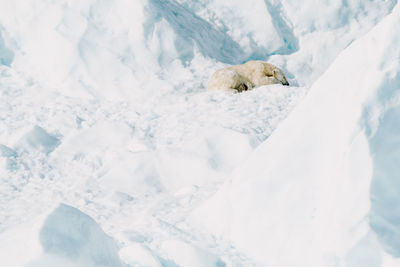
[0,0,400,266]
[30,204,124,267]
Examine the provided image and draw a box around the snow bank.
[0,204,125,267]
[270,0,396,85]
[365,15,400,258]
[31,204,124,267]
[192,2,400,266]
[174,0,286,58]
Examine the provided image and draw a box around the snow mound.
[31,203,124,267]
[16,126,60,154]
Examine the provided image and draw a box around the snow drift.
[192,2,400,266]
[31,204,124,267]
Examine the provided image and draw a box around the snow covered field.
[0,0,400,266]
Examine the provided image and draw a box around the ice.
[173,0,286,59]
[1,0,400,266]
[119,243,162,267]
[0,204,124,267]
[271,0,397,86]
[30,204,124,267]
[15,126,60,154]
[192,2,400,266]
[365,60,400,256]
[0,144,16,158]
[161,239,225,267]
[0,29,13,66]
[148,0,246,65]
[0,144,17,171]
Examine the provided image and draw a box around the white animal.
[208,61,289,92]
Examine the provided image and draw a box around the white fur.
[208,61,289,92]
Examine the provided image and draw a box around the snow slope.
[0,0,399,266]
[193,2,400,266]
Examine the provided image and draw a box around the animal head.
[273,69,289,86]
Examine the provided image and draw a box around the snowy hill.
[0,0,399,266]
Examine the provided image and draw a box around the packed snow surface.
[0,0,400,266]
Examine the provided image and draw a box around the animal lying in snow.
[208,60,289,93]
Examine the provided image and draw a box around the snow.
[0,0,400,266]
[120,243,162,267]
[0,29,13,66]
[192,2,400,266]
[161,239,225,267]
[16,126,61,154]
[32,204,124,267]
